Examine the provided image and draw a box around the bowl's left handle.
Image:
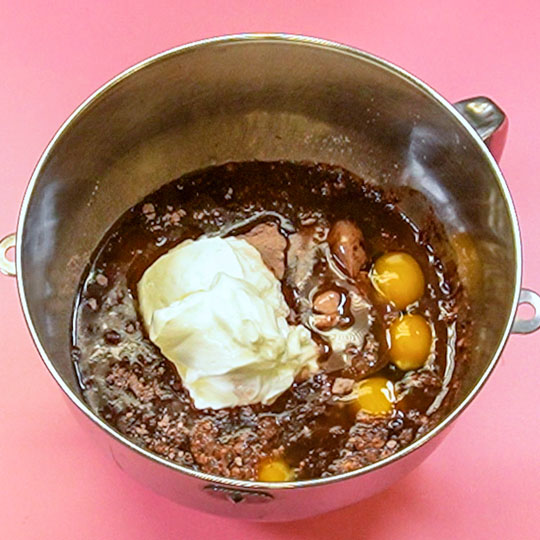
[0,234,16,277]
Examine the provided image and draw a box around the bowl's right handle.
[455,98,540,334]
[454,96,508,161]
[0,233,16,277]
[511,289,540,334]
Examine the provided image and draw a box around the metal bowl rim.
[15,32,522,490]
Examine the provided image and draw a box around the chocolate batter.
[72,161,469,480]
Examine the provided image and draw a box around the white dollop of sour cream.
[138,236,319,409]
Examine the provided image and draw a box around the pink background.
[1,1,539,538]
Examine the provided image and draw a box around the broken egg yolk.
[389,314,432,370]
[370,252,425,310]
[354,377,395,415]
[258,458,294,482]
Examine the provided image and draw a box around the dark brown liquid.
[72,161,468,480]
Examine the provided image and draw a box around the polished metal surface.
[4,34,538,520]
[0,234,16,277]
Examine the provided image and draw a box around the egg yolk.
[258,458,294,482]
[370,252,425,310]
[450,232,481,296]
[354,377,395,415]
[389,314,432,370]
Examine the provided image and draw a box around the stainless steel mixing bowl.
[2,34,540,521]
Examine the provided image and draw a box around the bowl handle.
[455,98,540,334]
[0,233,16,277]
[512,289,540,334]
[203,485,273,504]
[454,96,508,161]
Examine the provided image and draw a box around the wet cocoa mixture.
[73,161,469,481]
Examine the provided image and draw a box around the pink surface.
[1,1,539,538]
